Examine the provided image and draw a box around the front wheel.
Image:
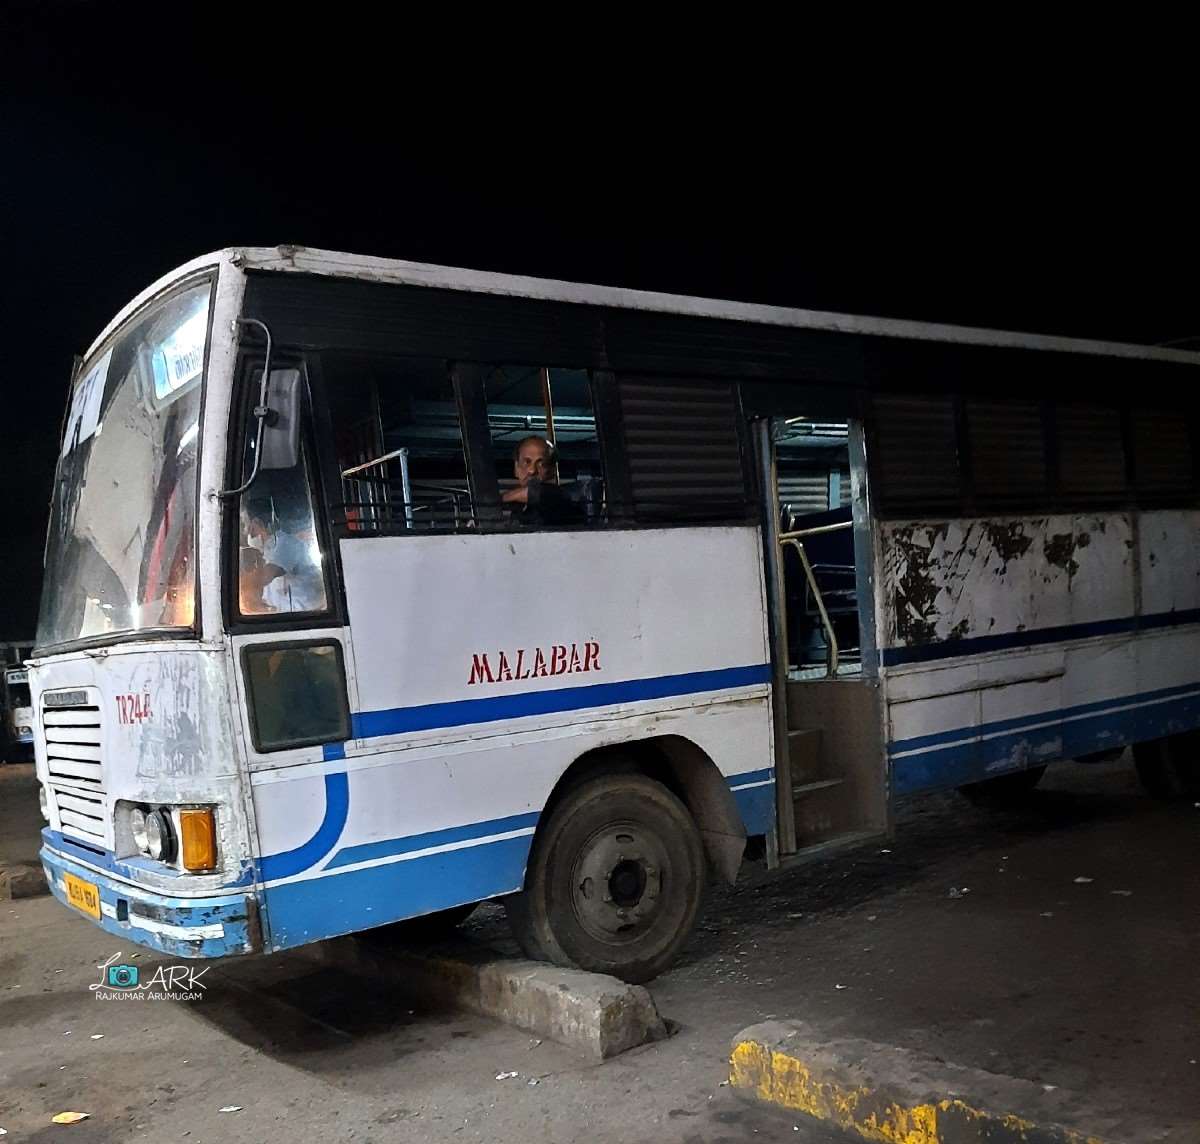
[507,773,705,984]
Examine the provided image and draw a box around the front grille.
[42,698,106,847]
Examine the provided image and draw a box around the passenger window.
[1132,408,1195,504]
[485,365,601,528]
[966,399,1047,511]
[324,353,476,533]
[1056,403,1127,507]
[869,394,964,519]
[236,370,329,618]
[613,375,750,523]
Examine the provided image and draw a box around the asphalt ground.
[1,755,1197,1142]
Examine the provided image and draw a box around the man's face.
[515,440,554,486]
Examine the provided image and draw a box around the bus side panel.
[877,510,1200,795]
[251,525,776,951]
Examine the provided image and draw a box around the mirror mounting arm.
[218,318,274,500]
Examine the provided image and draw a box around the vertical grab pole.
[539,366,558,483]
[398,447,413,530]
[755,418,796,862]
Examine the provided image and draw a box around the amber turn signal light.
[179,808,217,872]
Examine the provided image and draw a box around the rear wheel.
[506,773,705,984]
[959,765,1046,807]
[1134,732,1200,800]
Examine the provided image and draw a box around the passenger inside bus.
[238,482,327,615]
[501,435,585,528]
[487,366,601,528]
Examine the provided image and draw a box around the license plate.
[64,872,101,920]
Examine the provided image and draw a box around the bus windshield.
[36,278,212,652]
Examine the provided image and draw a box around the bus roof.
[85,244,1200,369]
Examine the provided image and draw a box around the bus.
[31,246,1200,983]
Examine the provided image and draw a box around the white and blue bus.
[31,247,1200,982]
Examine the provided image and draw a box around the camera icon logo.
[106,964,140,989]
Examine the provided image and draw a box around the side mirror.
[259,369,302,471]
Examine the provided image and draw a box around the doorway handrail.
[779,521,851,679]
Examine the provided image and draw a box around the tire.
[506,773,705,984]
[958,765,1046,808]
[1134,733,1200,801]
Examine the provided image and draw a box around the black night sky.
[2,7,1194,639]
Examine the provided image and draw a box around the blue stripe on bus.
[733,780,776,836]
[880,607,1200,667]
[319,768,775,875]
[257,771,350,882]
[728,767,774,789]
[265,832,534,951]
[888,681,1200,756]
[350,664,771,740]
[324,811,541,871]
[890,683,1200,795]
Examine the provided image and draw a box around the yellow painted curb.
[730,1038,1106,1144]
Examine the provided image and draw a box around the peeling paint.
[983,521,1034,567]
[1043,533,1079,579]
[882,514,1132,649]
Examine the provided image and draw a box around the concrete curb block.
[0,863,49,900]
[730,1021,1121,1144]
[301,933,670,1061]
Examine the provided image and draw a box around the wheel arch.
[536,734,748,885]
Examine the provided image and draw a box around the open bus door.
[748,394,888,865]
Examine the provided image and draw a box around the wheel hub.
[571,825,666,940]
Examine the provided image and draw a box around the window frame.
[222,352,344,635]
[240,638,352,753]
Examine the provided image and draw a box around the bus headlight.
[39,785,49,822]
[145,809,176,863]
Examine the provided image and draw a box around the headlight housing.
[124,803,214,870]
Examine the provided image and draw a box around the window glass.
[38,280,210,650]
[236,369,328,617]
[485,365,600,528]
[243,642,350,751]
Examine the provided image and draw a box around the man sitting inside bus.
[501,435,584,528]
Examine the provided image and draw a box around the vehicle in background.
[2,643,34,763]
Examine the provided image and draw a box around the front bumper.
[41,836,260,959]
